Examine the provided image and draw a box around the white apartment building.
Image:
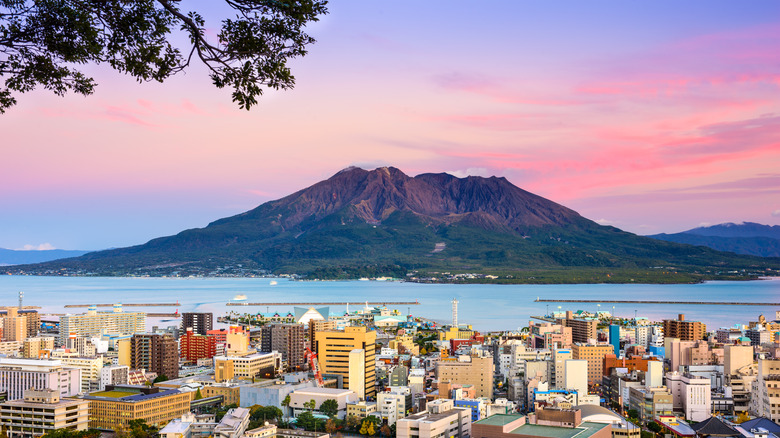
[377,386,411,425]
[749,359,780,423]
[0,358,81,400]
[666,371,711,421]
[396,399,471,438]
[58,305,145,346]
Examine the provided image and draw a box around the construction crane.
[305,347,324,387]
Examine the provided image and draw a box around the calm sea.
[0,276,777,332]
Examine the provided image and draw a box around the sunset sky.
[2,1,779,251]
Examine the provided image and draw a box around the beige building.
[396,399,471,438]
[390,333,420,355]
[663,314,705,341]
[348,349,366,399]
[213,351,282,381]
[438,325,475,342]
[23,337,55,359]
[436,353,494,399]
[58,305,146,346]
[0,388,89,438]
[315,326,377,398]
[724,344,753,376]
[749,358,780,423]
[0,341,23,357]
[84,385,190,430]
[3,308,27,342]
[347,400,377,419]
[50,351,104,394]
[557,312,598,344]
[572,343,614,385]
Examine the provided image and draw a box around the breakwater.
[535,299,780,306]
[226,301,420,306]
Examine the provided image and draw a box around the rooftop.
[475,414,522,426]
[510,422,609,438]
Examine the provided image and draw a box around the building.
[0,358,81,400]
[2,308,27,342]
[315,326,377,398]
[628,387,673,423]
[0,388,89,438]
[58,304,146,346]
[347,400,377,419]
[575,405,640,438]
[259,323,304,370]
[131,333,179,380]
[572,343,614,385]
[609,326,620,356]
[665,372,711,421]
[663,315,705,342]
[603,355,661,377]
[557,312,598,344]
[239,378,317,409]
[527,322,573,350]
[436,353,494,399]
[308,320,337,345]
[288,387,358,419]
[396,399,471,438]
[84,385,190,430]
[50,352,103,393]
[181,313,213,336]
[203,384,241,407]
[213,407,251,438]
[549,349,573,389]
[22,337,55,359]
[213,351,282,381]
[749,358,780,423]
[377,386,412,425]
[471,409,611,438]
[180,328,217,363]
[100,365,129,390]
[744,328,771,346]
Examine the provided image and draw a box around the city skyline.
[2,1,779,250]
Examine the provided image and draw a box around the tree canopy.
[0,0,328,113]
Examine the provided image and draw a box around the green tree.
[647,422,662,434]
[153,374,168,383]
[304,398,317,411]
[194,388,203,401]
[319,399,339,418]
[0,0,329,113]
[380,424,392,437]
[296,411,316,431]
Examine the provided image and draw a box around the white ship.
[233,294,247,301]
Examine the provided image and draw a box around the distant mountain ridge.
[649,222,780,257]
[0,248,90,266]
[6,167,779,279]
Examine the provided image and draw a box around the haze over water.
[1,276,777,332]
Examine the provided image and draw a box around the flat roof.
[85,388,182,402]
[3,397,86,409]
[510,422,609,438]
[475,414,523,426]
[293,387,354,396]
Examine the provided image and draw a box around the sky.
[1,1,780,251]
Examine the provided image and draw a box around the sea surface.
[0,276,778,332]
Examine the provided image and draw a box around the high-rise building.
[259,323,304,370]
[749,358,780,424]
[563,359,588,395]
[609,325,620,356]
[315,326,377,398]
[436,353,494,399]
[0,388,89,438]
[0,309,41,339]
[180,328,217,362]
[663,314,705,341]
[131,333,178,379]
[0,358,81,400]
[2,308,27,342]
[213,351,281,381]
[557,311,598,344]
[22,337,55,359]
[180,313,213,336]
[50,352,104,394]
[572,343,614,385]
[308,319,337,345]
[58,305,146,346]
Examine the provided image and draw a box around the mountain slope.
[6,167,779,279]
[649,222,780,257]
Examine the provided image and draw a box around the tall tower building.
[259,323,304,370]
[3,307,27,341]
[180,313,213,336]
[452,299,459,328]
[315,326,376,398]
[131,333,178,380]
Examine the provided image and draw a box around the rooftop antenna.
[452,298,459,328]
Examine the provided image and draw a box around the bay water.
[0,276,778,332]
